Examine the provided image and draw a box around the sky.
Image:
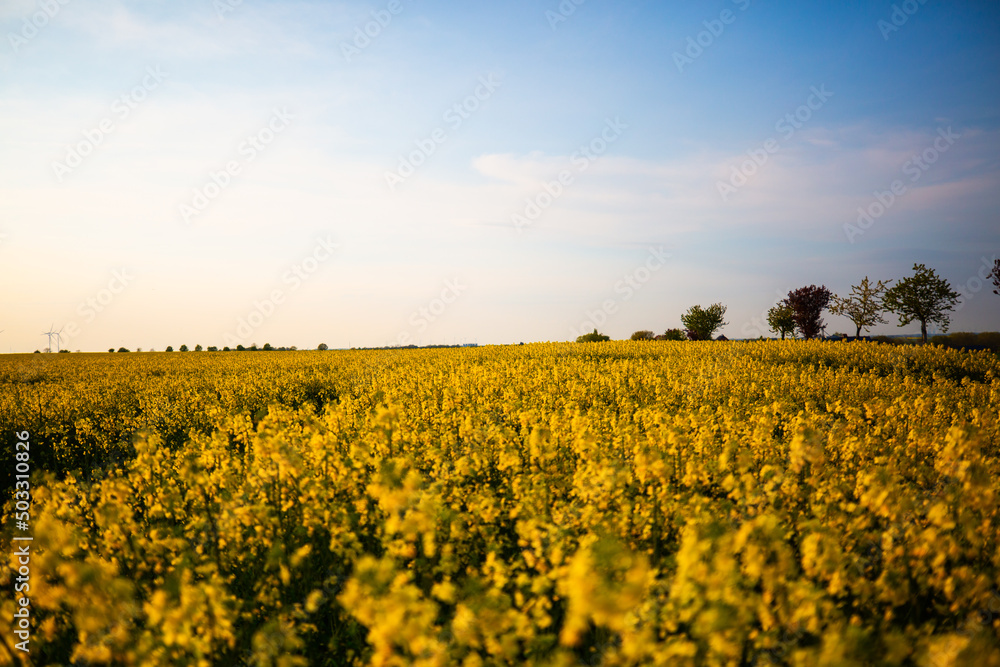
[1,0,999,351]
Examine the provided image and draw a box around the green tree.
[766,303,797,340]
[317,343,329,350]
[179,344,189,352]
[195,344,203,352]
[680,303,728,341]
[576,329,610,343]
[883,263,960,343]
[630,330,654,341]
[829,277,892,338]
[165,346,173,352]
[662,328,686,341]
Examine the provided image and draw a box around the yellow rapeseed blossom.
[0,341,998,665]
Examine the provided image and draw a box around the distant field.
[2,342,998,665]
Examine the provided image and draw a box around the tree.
[990,259,1000,295]
[630,330,654,341]
[883,263,960,343]
[165,346,173,352]
[662,328,685,341]
[117,347,130,353]
[179,344,189,352]
[576,329,610,343]
[317,343,329,350]
[829,277,892,338]
[195,344,203,352]
[680,303,728,341]
[786,285,832,340]
[767,303,797,340]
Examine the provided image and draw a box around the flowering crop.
[1,341,998,665]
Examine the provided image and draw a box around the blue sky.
[2,0,998,351]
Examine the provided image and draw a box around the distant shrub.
[576,329,610,343]
[631,330,654,341]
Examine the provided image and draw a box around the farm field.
[1,341,999,666]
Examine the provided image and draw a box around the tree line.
[576,261,1000,344]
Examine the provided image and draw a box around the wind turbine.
[42,326,56,353]
[42,325,64,353]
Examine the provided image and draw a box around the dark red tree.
[786,285,832,340]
